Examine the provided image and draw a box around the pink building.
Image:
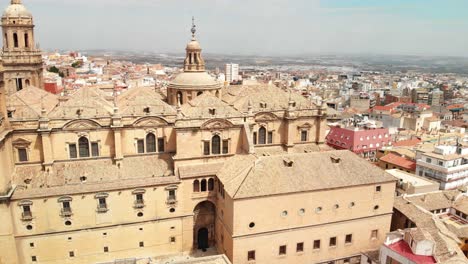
[326,126,391,160]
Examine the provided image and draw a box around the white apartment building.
[225,63,239,83]
[416,145,468,190]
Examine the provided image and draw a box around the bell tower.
[1,0,43,95]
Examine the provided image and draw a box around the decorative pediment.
[255,112,278,122]
[12,138,32,148]
[201,119,234,130]
[298,122,313,129]
[133,116,169,128]
[63,119,102,130]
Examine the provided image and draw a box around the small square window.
[139,241,144,247]
[247,250,255,261]
[32,256,37,262]
[376,185,381,192]
[279,245,287,255]
[329,237,337,247]
[69,251,75,257]
[313,240,321,249]
[29,242,35,248]
[170,236,176,243]
[345,234,352,244]
[104,246,109,252]
[296,242,304,252]
[371,229,378,239]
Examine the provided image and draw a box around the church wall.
[230,214,390,264]
[0,135,14,192]
[10,133,43,164]
[120,126,175,156]
[231,182,395,237]
[9,180,198,263]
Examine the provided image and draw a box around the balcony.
[21,211,33,221]
[60,208,73,217]
[133,199,145,209]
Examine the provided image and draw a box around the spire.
[11,0,22,4]
[191,16,196,40]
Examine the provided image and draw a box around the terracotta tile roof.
[379,153,416,171]
[217,150,396,199]
[393,138,421,147]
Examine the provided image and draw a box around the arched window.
[211,135,221,155]
[24,33,29,48]
[13,33,18,48]
[258,127,266,145]
[177,91,183,105]
[146,133,156,153]
[4,33,8,48]
[201,179,207,192]
[208,178,214,191]
[78,137,90,158]
[193,180,200,192]
[25,79,30,86]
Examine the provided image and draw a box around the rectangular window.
[32,256,37,262]
[63,201,71,210]
[248,250,255,261]
[22,205,32,219]
[104,246,109,252]
[137,140,145,153]
[69,144,77,159]
[135,193,144,205]
[168,190,176,201]
[268,131,273,144]
[18,148,28,162]
[329,237,337,247]
[69,251,75,257]
[438,161,443,166]
[296,242,304,252]
[301,130,308,142]
[371,229,378,239]
[279,245,287,255]
[253,132,257,145]
[376,185,381,192]
[313,240,321,249]
[345,234,353,244]
[203,141,210,155]
[426,158,431,163]
[139,241,144,247]
[98,198,107,211]
[91,142,99,157]
[158,138,165,153]
[170,236,176,243]
[222,140,229,154]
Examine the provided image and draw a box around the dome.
[169,72,221,90]
[186,40,201,50]
[3,1,32,18]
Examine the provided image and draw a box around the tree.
[48,66,59,73]
[71,61,82,68]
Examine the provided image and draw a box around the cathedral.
[0,1,395,264]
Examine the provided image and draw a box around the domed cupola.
[167,18,222,106]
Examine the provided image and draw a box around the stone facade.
[0,2,395,264]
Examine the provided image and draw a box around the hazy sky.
[17,0,468,56]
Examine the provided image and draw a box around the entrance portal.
[193,201,216,250]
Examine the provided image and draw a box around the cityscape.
[0,1,468,264]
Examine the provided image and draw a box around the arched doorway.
[193,201,216,251]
